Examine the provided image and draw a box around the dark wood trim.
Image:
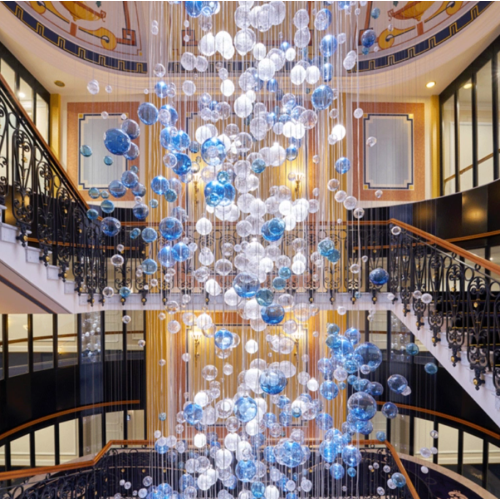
[491,47,499,180]
[472,72,479,188]
[454,91,460,193]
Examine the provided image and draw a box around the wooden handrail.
[0,74,89,210]
[443,148,499,183]
[384,440,420,499]
[390,218,500,278]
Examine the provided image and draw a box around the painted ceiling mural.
[1,1,493,74]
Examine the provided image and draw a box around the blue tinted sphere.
[260,369,287,395]
[124,142,139,161]
[80,145,92,157]
[137,102,158,125]
[214,329,234,350]
[382,402,398,419]
[104,128,131,156]
[252,158,266,174]
[406,342,420,356]
[316,413,334,431]
[320,381,339,400]
[159,217,183,240]
[376,431,386,442]
[142,227,157,243]
[342,445,362,467]
[155,80,168,99]
[204,180,225,207]
[151,175,169,195]
[184,403,203,425]
[160,104,179,126]
[133,203,149,221]
[347,467,357,478]
[361,46,370,55]
[331,336,354,361]
[172,153,192,176]
[233,272,259,298]
[347,392,377,421]
[251,481,266,498]
[392,472,407,488]
[201,138,227,166]
[142,258,158,275]
[263,413,277,428]
[164,189,177,203]
[273,277,286,290]
[130,228,141,240]
[262,218,286,242]
[354,342,383,371]
[371,7,381,19]
[220,183,236,206]
[101,217,121,237]
[121,170,139,188]
[235,460,256,483]
[369,267,390,286]
[172,242,190,262]
[234,396,258,423]
[276,440,303,468]
[367,381,384,397]
[327,323,340,335]
[311,85,334,110]
[280,411,293,426]
[170,130,191,152]
[335,157,351,174]
[286,145,299,161]
[158,246,175,268]
[86,209,98,221]
[353,378,369,393]
[318,238,336,258]
[319,35,338,57]
[119,287,131,299]
[108,180,127,198]
[361,29,377,48]
[185,1,203,17]
[101,200,115,214]
[256,288,274,306]
[121,119,140,139]
[88,187,100,199]
[279,267,292,280]
[262,304,285,325]
[425,362,438,375]
[267,78,279,92]
[330,463,345,480]
[345,327,361,345]
[388,374,408,394]
[318,357,334,375]
[131,183,146,197]
[322,63,333,82]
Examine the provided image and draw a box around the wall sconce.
[193,173,201,203]
[190,327,203,359]
[288,172,305,196]
[292,328,305,356]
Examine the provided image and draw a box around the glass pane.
[390,414,411,455]
[127,410,145,440]
[106,411,124,442]
[490,245,500,266]
[127,311,144,360]
[35,426,55,466]
[414,417,433,460]
[1,59,16,93]
[8,314,28,377]
[463,432,484,486]
[33,315,53,371]
[82,414,102,457]
[0,445,5,471]
[105,311,123,361]
[35,94,49,143]
[59,419,79,464]
[438,424,459,468]
[81,312,101,364]
[476,61,494,186]
[442,95,456,195]
[458,80,474,191]
[58,315,78,367]
[488,443,500,498]
[0,315,3,380]
[11,434,30,468]
[18,78,33,120]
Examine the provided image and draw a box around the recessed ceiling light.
[54,80,65,87]
[426,81,436,89]
[463,82,473,89]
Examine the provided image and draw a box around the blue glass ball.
[256,288,274,307]
[133,203,149,221]
[233,272,259,298]
[382,402,398,420]
[101,200,115,214]
[316,413,334,430]
[159,217,183,240]
[172,242,190,262]
[273,277,286,290]
[104,128,131,156]
[263,413,277,428]
[164,189,178,203]
[142,258,158,275]
[119,286,131,299]
[108,180,127,198]
[345,327,361,345]
[392,472,407,488]
[322,63,333,82]
[149,199,159,209]
[158,246,175,268]
[361,29,377,48]
[121,170,139,188]
[260,369,287,395]
[131,183,146,197]
[369,268,390,286]
[185,1,203,17]
[124,142,139,161]
[354,342,383,371]
[214,329,234,350]
[204,180,225,207]
[267,78,279,92]
[279,267,292,280]
[100,190,109,199]
[361,46,370,56]
[86,209,98,221]
[101,217,121,237]
[316,8,332,30]
[331,336,354,361]
[342,445,362,467]
[376,431,386,442]
[80,145,92,157]
[286,145,299,161]
[387,374,408,394]
[261,218,286,242]
[121,119,140,139]
[151,175,170,195]
[189,141,200,154]
[252,158,266,174]
[320,381,339,400]
[335,157,351,174]
[319,35,338,57]
[103,156,113,167]
[261,304,285,325]
[371,7,381,19]
[425,362,438,375]
[327,323,340,335]
[184,403,203,425]
[201,138,227,166]
[142,227,158,243]
[367,381,384,397]
[137,102,158,125]
[130,228,141,240]
[234,396,258,423]
[406,343,420,356]
[172,153,192,176]
[155,80,168,99]
[347,392,377,421]
[318,238,337,258]
[220,183,236,206]
[170,130,191,152]
[160,104,179,126]
[280,411,293,426]
[235,460,256,483]
[330,463,345,480]
[251,481,266,498]
[276,440,303,468]
[311,85,334,110]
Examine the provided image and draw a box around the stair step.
[46,265,60,281]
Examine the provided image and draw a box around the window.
[82,414,102,456]
[33,314,53,371]
[35,93,49,143]
[127,311,144,360]
[0,315,3,380]
[1,59,16,93]
[106,411,124,442]
[8,314,28,377]
[438,424,459,469]
[458,81,474,191]
[476,61,494,187]
[127,410,145,440]
[463,433,484,486]
[18,78,33,120]
[59,419,79,464]
[442,95,455,195]
[57,315,78,367]
[35,426,55,466]
[105,311,123,361]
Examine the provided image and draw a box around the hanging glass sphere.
[335,157,351,174]
[261,218,285,242]
[320,381,339,400]
[214,329,234,350]
[388,374,408,394]
[172,242,190,262]
[137,102,158,125]
[406,343,420,356]
[151,175,169,195]
[256,288,274,307]
[108,180,127,198]
[234,396,258,423]
[233,272,260,298]
[261,304,285,325]
[354,343,383,371]
[121,170,139,189]
[260,369,287,395]
[361,29,377,48]
[382,402,398,420]
[204,180,225,207]
[425,363,438,375]
[101,217,121,237]
[159,217,183,240]
[80,145,92,157]
[104,128,131,156]
[319,35,337,57]
[142,258,158,275]
[141,227,157,244]
[311,85,334,110]
[86,209,98,221]
[369,268,390,286]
